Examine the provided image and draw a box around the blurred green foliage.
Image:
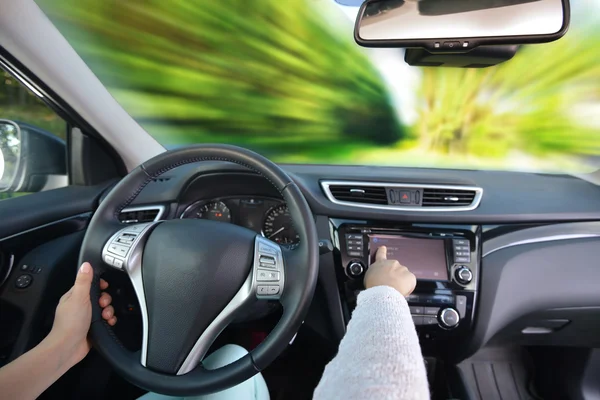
[0,72,66,138]
[38,0,403,158]
[416,24,600,159]
[24,0,600,172]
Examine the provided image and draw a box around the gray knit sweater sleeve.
[313,286,430,400]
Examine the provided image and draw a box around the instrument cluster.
[180,196,300,246]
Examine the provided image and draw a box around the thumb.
[73,262,93,299]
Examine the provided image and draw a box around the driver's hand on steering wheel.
[47,263,116,368]
[99,279,117,327]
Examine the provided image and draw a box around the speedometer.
[262,204,299,245]
[181,201,231,222]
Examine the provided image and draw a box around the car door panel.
[0,181,114,365]
[0,181,115,240]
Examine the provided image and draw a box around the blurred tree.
[415,19,600,158]
[38,0,404,153]
[0,72,66,138]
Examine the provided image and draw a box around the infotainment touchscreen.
[368,234,448,281]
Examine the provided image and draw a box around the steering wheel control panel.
[331,220,478,339]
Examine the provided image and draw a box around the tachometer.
[181,201,231,222]
[262,204,299,245]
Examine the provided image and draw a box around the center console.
[331,220,479,353]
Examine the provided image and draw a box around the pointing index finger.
[375,246,387,261]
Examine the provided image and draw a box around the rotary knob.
[439,308,460,329]
[347,261,365,278]
[455,266,473,285]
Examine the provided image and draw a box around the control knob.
[455,266,473,285]
[346,261,365,278]
[439,308,460,329]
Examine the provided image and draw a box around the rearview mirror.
[355,0,569,50]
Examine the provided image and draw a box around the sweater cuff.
[357,285,408,306]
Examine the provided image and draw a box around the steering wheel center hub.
[142,219,256,373]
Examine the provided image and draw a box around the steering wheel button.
[125,225,144,232]
[259,256,276,265]
[257,285,269,295]
[113,258,124,269]
[108,244,129,257]
[258,243,278,255]
[267,286,280,295]
[257,269,280,282]
[104,254,115,266]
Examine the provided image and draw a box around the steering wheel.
[78,145,319,396]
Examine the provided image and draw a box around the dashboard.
[104,161,600,363]
[179,196,299,245]
[5,157,600,399]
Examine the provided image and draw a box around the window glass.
[37,0,600,173]
[0,70,68,198]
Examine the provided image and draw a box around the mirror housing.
[0,119,66,193]
[355,0,570,52]
[0,120,21,192]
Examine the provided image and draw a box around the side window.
[0,69,68,199]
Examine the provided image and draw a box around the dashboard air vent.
[321,181,483,211]
[119,206,165,224]
[328,185,388,205]
[421,188,477,207]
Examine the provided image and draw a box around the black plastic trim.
[0,181,116,241]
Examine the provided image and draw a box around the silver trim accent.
[320,181,483,212]
[350,189,365,194]
[120,205,166,223]
[346,262,365,278]
[253,236,285,301]
[455,266,473,285]
[0,253,14,287]
[177,272,255,375]
[101,222,161,367]
[483,222,600,258]
[177,235,285,375]
[440,308,460,328]
[522,327,553,335]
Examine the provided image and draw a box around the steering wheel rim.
[79,144,319,396]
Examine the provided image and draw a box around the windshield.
[37,0,600,173]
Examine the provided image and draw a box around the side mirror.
[0,120,21,192]
[0,119,67,193]
[355,0,570,51]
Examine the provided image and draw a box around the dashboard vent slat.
[119,207,164,224]
[321,181,483,212]
[328,185,388,205]
[421,188,476,207]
